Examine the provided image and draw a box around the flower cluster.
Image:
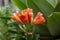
[11,8,45,25]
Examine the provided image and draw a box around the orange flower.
[11,8,33,24]
[11,12,23,24]
[11,8,45,25]
[21,8,33,23]
[33,12,45,25]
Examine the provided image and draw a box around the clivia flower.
[11,8,45,25]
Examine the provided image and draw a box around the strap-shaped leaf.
[54,2,60,12]
[11,0,57,18]
[47,12,60,35]
[0,17,10,19]
[46,0,57,7]
[27,0,57,18]
[11,0,27,10]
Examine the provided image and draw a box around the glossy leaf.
[11,0,57,18]
[47,12,60,35]
[11,0,27,10]
[27,0,57,18]
[35,24,50,36]
[46,0,57,7]
[54,2,60,12]
[0,17,10,19]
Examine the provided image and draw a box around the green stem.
[26,33,32,40]
[32,25,36,40]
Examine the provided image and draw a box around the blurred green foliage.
[0,0,60,40]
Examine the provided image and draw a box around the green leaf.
[27,0,57,18]
[47,12,60,35]
[0,6,12,17]
[54,2,60,12]
[11,0,57,18]
[27,0,41,16]
[11,0,27,10]
[35,24,50,36]
[46,0,57,7]
[0,17,10,19]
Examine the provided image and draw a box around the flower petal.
[26,8,33,23]
[33,12,45,25]
[21,8,33,23]
[11,13,23,24]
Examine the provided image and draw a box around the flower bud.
[33,12,45,25]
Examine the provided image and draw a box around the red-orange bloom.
[11,8,33,24]
[33,12,45,25]
[11,8,45,25]
[11,12,23,24]
[21,8,33,23]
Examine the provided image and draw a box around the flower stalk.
[11,8,46,40]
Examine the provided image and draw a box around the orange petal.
[25,8,32,12]
[25,8,33,23]
[21,8,33,23]
[21,11,28,23]
[19,14,27,23]
[11,16,16,20]
[28,12,33,23]
[11,13,23,24]
[11,8,33,24]
[37,12,43,16]
[33,12,45,25]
